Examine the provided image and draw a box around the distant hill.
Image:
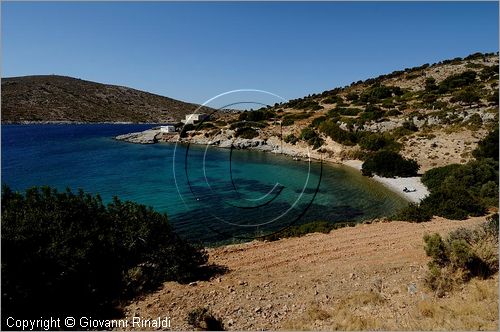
[1,75,213,123]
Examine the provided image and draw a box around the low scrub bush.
[358,132,401,152]
[361,151,419,177]
[300,127,324,149]
[438,71,477,93]
[450,87,481,105]
[284,133,298,145]
[420,187,486,220]
[329,107,361,116]
[359,84,403,103]
[393,203,432,222]
[235,127,259,139]
[423,215,499,296]
[421,164,464,191]
[346,92,359,101]
[322,95,343,104]
[1,186,208,321]
[311,116,327,128]
[238,109,275,122]
[318,120,357,146]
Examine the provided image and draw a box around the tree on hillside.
[472,128,499,161]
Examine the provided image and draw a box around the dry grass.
[405,277,499,330]
[283,277,498,331]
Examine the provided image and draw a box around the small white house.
[160,125,176,133]
[181,113,209,125]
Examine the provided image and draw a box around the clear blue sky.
[2,1,499,105]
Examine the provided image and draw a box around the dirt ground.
[123,216,498,331]
[400,128,488,172]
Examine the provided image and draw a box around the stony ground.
[123,216,498,330]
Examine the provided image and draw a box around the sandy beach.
[342,160,429,203]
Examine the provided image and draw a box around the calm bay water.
[1,124,407,244]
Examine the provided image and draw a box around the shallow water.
[1,124,407,244]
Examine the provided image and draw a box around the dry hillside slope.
[124,216,498,331]
[1,75,214,123]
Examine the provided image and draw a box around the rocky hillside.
[167,52,498,172]
[1,75,213,123]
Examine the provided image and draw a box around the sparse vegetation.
[423,214,498,296]
[396,129,499,221]
[263,220,357,241]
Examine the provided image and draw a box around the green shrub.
[1,186,208,320]
[450,87,481,105]
[421,164,464,191]
[285,98,323,110]
[235,127,259,139]
[318,120,357,146]
[322,95,343,104]
[358,107,385,123]
[420,187,486,220]
[180,123,195,138]
[393,203,432,222]
[472,128,499,161]
[425,77,438,92]
[424,233,449,267]
[300,127,324,149]
[283,112,313,121]
[263,221,356,241]
[284,134,298,145]
[480,64,499,81]
[281,118,294,126]
[358,133,400,152]
[187,307,224,331]
[361,151,419,177]
[402,121,419,132]
[311,116,327,128]
[423,221,498,294]
[359,84,402,103]
[197,122,216,129]
[332,107,362,116]
[214,120,227,127]
[346,92,359,101]
[465,113,483,130]
[386,109,402,116]
[239,109,275,122]
[412,156,498,221]
[438,71,477,93]
[487,90,499,105]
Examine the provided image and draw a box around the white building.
[181,113,209,125]
[160,125,176,133]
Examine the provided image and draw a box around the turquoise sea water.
[1,124,407,244]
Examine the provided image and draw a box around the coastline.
[115,127,430,203]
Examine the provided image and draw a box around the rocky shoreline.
[115,128,429,202]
